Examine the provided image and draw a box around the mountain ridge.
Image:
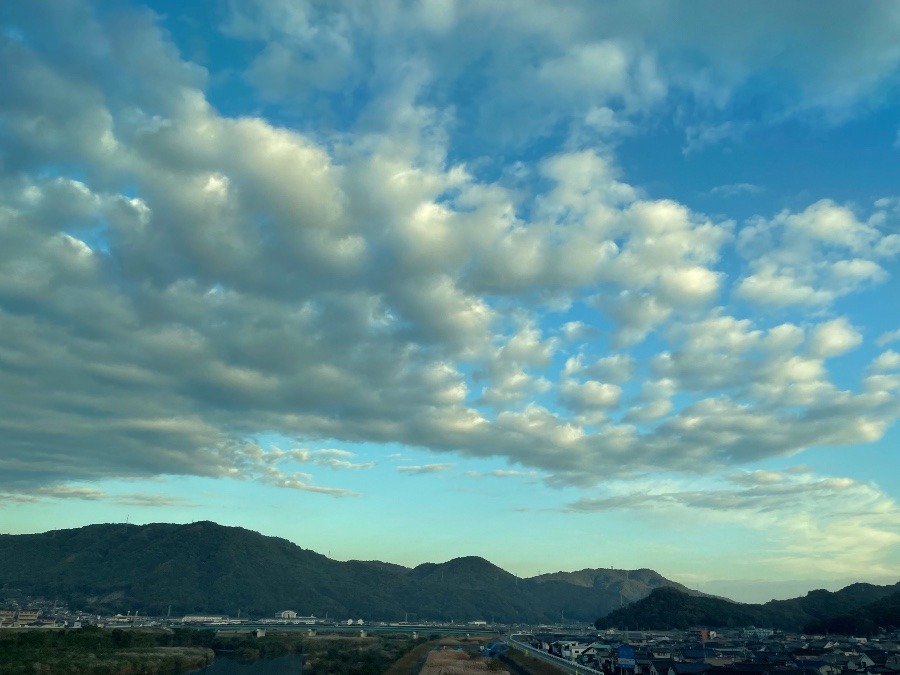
[3,520,897,632]
[0,521,696,622]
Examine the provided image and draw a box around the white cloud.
[807,318,863,359]
[601,291,674,346]
[397,464,454,475]
[658,265,722,306]
[537,40,666,112]
[876,328,900,346]
[267,448,376,470]
[0,484,192,507]
[219,0,900,144]
[576,354,635,384]
[567,469,900,578]
[624,379,676,424]
[0,0,899,506]
[733,265,833,308]
[490,469,538,478]
[870,350,900,372]
[560,321,591,341]
[735,200,897,308]
[559,379,623,417]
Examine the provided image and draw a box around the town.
[512,627,900,675]
[4,600,900,675]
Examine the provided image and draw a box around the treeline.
[805,590,900,635]
[0,626,429,675]
[0,626,214,674]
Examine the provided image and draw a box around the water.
[191,654,304,673]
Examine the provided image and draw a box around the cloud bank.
[0,0,899,548]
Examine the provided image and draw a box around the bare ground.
[418,647,510,675]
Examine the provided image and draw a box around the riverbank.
[0,643,213,674]
[0,625,492,674]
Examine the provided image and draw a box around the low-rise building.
[182,615,227,623]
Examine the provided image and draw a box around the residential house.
[669,662,712,675]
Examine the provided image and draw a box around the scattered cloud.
[465,469,539,480]
[0,485,193,507]
[114,493,195,508]
[734,200,897,308]
[397,464,455,475]
[267,448,376,470]
[0,1,899,515]
[683,121,750,155]
[567,469,900,577]
[877,329,900,347]
[709,183,763,198]
[491,469,539,479]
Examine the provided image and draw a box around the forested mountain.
[596,584,900,634]
[5,521,895,631]
[0,521,686,622]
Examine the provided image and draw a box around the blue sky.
[2,1,900,604]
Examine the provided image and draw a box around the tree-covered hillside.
[596,584,900,634]
[0,521,685,622]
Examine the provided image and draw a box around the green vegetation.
[804,589,900,635]
[595,587,764,631]
[0,626,213,674]
[500,648,569,675]
[382,637,443,675]
[302,634,427,674]
[0,626,429,675]
[6,521,897,631]
[595,585,900,634]
[0,521,689,622]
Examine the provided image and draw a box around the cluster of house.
[0,610,41,627]
[521,629,900,675]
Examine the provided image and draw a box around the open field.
[385,634,509,675]
[499,649,570,675]
[419,647,509,674]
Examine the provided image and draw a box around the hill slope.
[596,584,900,634]
[0,521,690,622]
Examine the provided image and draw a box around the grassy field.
[500,647,572,675]
[383,637,444,675]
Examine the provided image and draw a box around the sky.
[1,1,900,605]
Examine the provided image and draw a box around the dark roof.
[865,652,890,665]
[683,649,719,661]
[709,668,770,675]
[671,663,712,675]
